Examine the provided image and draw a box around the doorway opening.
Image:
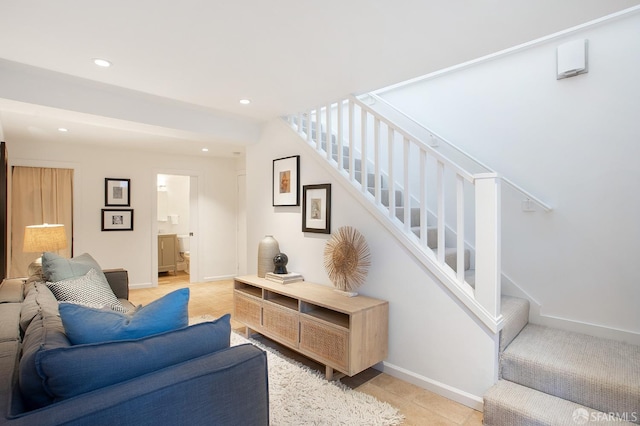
[156,173,198,285]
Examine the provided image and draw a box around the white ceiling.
[0,1,638,157]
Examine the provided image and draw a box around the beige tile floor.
[130,272,484,426]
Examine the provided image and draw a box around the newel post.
[474,173,501,320]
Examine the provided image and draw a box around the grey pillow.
[42,252,109,285]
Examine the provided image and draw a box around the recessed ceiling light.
[58,127,68,132]
[201,148,209,152]
[239,99,251,105]
[93,58,112,68]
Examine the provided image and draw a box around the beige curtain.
[10,167,73,278]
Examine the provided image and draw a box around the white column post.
[474,173,501,319]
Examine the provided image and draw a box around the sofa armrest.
[6,344,269,426]
[102,269,128,300]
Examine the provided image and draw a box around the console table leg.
[326,366,334,381]
[324,366,345,381]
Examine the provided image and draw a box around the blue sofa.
[0,270,269,425]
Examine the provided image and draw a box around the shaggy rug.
[190,316,403,426]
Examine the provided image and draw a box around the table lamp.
[23,224,67,276]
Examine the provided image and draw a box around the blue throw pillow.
[36,315,231,401]
[59,288,189,344]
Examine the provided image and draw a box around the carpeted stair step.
[433,247,470,272]
[327,143,352,160]
[353,171,386,188]
[411,225,437,248]
[484,380,637,425]
[499,296,530,352]
[500,324,640,422]
[395,206,420,227]
[368,187,404,207]
[336,155,361,172]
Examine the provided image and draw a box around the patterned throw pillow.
[46,269,128,313]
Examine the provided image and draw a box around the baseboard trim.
[202,274,236,282]
[502,273,640,345]
[380,361,484,411]
[532,310,640,346]
[129,282,153,289]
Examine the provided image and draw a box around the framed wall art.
[302,184,331,234]
[105,178,130,207]
[273,155,300,206]
[101,209,134,231]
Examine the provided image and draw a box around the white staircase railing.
[285,96,503,332]
[364,93,552,212]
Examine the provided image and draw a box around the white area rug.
[190,316,403,425]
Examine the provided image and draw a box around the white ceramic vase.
[257,235,280,278]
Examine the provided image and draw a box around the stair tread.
[501,324,640,419]
[484,380,637,425]
[433,247,471,271]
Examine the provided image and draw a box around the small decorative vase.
[257,235,280,278]
[273,253,288,274]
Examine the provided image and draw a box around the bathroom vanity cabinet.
[158,234,177,274]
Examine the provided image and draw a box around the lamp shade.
[23,224,68,253]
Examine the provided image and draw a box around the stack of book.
[264,272,304,284]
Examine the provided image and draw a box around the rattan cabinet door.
[262,302,299,347]
[299,317,349,372]
[234,293,262,329]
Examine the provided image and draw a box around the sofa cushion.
[46,268,127,313]
[0,340,21,418]
[59,288,189,344]
[42,252,109,285]
[0,304,22,343]
[36,314,231,401]
[19,312,71,409]
[0,279,24,303]
[20,282,60,334]
[103,268,129,300]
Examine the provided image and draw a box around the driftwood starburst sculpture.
[324,226,371,293]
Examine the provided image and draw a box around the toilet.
[177,235,190,274]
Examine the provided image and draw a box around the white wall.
[246,119,498,408]
[379,12,640,341]
[7,139,239,286]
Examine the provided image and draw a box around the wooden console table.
[233,275,389,380]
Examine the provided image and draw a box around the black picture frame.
[101,209,134,231]
[105,178,131,207]
[272,155,300,206]
[302,184,331,234]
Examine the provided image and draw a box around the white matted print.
[273,156,300,206]
[105,178,130,206]
[101,209,134,231]
[302,184,331,234]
